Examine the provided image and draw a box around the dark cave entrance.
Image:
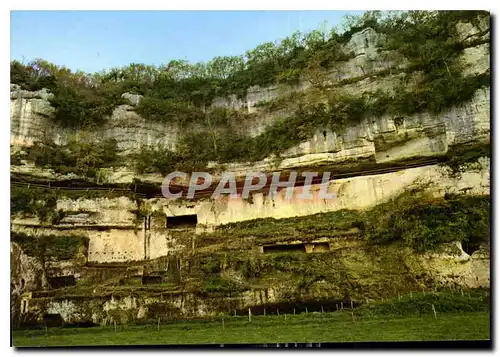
[47,275,76,289]
[166,214,198,228]
[263,243,306,254]
[462,240,483,256]
[142,275,162,285]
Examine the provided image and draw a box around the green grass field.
[12,291,491,347]
[12,311,490,347]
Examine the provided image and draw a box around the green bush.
[130,145,180,175]
[202,276,247,293]
[136,97,204,124]
[442,142,491,176]
[364,193,490,252]
[25,137,118,178]
[11,232,89,260]
[358,290,490,316]
[10,186,63,223]
[10,11,490,169]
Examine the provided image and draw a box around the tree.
[165,59,192,81]
[245,41,279,66]
[207,56,244,80]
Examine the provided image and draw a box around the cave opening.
[462,240,483,256]
[142,275,162,285]
[42,313,64,327]
[47,275,76,289]
[311,242,330,252]
[263,243,306,254]
[166,214,198,228]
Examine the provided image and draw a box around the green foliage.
[199,256,222,275]
[11,232,89,260]
[49,84,122,129]
[11,59,125,128]
[364,193,490,252]
[202,276,247,293]
[136,97,204,124]
[11,11,490,169]
[131,108,258,173]
[10,59,58,91]
[218,209,360,237]
[201,190,489,254]
[358,290,490,316]
[442,142,491,176]
[24,136,118,178]
[10,186,63,224]
[130,145,180,175]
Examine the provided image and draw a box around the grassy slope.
[13,292,490,346]
[12,312,489,346]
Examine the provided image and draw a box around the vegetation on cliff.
[12,232,88,261]
[181,192,489,297]
[199,192,490,253]
[10,11,490,175]
[363,193,490,253]
[21,135,118,179]
[10,186,63,224]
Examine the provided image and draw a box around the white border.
[2,2,498,356]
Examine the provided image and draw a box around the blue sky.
[10,10,364,74]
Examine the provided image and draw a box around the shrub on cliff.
[25,136,118,178]
[10,186,65,224]
[10,11,490,168]
[363,193,490,252]
[11,232,89,261]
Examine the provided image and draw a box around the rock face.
[10,20,491,327]
[10,86,56,146]
[9,23,489,169]
[10,158,490,264]
[346,27,380,58]
[15,236,491,325]
[9,85,490,169]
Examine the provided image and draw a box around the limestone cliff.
[10,18,490,173]
[10,12,491,327]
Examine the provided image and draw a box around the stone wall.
[21,237,490,325]
[10,158,490,264]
